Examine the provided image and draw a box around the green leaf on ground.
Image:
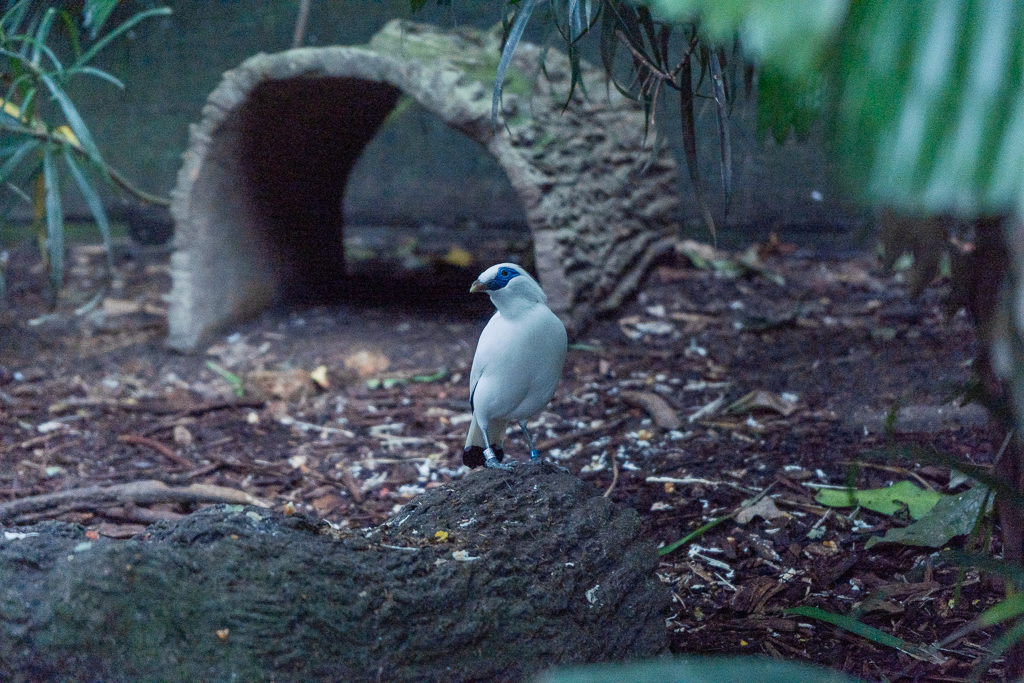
[786,606,945,663]
[206,361,244,398]
[865,484,989,549]
[815,480,941,520]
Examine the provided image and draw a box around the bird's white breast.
[470,302,567,423]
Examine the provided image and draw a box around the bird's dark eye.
[500,269,509,277]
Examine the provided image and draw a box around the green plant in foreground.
[0,0,170,302]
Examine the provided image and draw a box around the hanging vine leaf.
[678,38,716,238]
[709,48,732,209]
[492,0,540,129]
[82,0,120,39]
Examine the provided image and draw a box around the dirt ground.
[0,228,1009,682]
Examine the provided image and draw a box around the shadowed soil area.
[0,228,1006,682]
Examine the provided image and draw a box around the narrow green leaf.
[635,6,661,68]
[567,0,583,42]
[709,49,732,208]
[31,7,57,67]
[39,74,102,165]
[561,37,588,112]
[82,0,120,39]
[963,617,1024,683]
[68,65,124,89]
[0,138,39,186]
[598,0,619,79]
[492,0,539,129]
[206,361,245,398]
[0,0,33,36]
[785,606,907,650]
[678,43,715,239]
[659,513,731,556]
[62,146,113,273]
[613,1,643,52]
[949,550,1024,591]
[76,7,172,68]
[975,592,1024,630]
[57,9,83,59]
[657,23,671,70]
[42,143,63,298]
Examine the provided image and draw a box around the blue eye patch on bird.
[470,266,520,292]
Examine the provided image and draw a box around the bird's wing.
[505,308,567,420]
[468,311,504,405]
[470,306,565,424]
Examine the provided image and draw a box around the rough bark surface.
[0,463,668,682]
[167,19,679,350]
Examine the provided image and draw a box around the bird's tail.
[465,416,508,451]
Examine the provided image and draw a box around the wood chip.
[620,390,681,430]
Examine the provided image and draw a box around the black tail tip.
[463,446,504,468]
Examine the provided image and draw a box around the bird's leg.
[482,434,515,471]
[519,421,540,461]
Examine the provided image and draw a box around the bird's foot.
[484,456,515,471]
[484,447,515,470]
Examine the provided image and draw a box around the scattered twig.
[342,468,364,504]
[536,417,628,452]
[603,452,619,498]
[137,400,268,437]
[118,434,195,468]
[647,475,761,494]
[0,480,269,522]
[292,0,311,48]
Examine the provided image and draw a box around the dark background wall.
[66,0,868,247]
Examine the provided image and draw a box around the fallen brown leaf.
[620,390,682,430]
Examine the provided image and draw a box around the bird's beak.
[470,280,488,293]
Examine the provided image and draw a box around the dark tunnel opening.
[237,76,402,307]
[234,76,533,320]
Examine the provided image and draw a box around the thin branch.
[118,434,195,468]
[292,0,311,48]
[0,479,270,522]
[14,126,169,205]
[603,452,619,498]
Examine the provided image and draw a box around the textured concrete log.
[167,20,679,350]
[0,464,668,682]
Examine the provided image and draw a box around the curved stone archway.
[167,20,679,350]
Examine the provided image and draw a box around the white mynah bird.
[464,263,567,470]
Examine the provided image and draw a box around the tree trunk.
[0,463,668,682]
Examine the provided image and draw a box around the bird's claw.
[485,456,515,471]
